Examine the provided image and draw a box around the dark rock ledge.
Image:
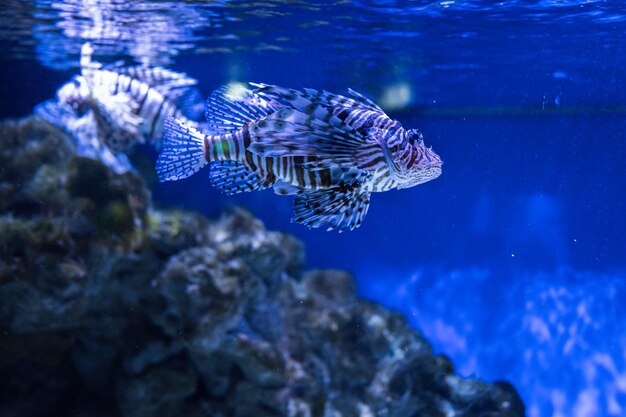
[0,116,525,417]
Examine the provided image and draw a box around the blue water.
[1,1,626,416]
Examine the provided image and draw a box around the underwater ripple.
[1,0,625,68]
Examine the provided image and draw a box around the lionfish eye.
[407,129,423,145]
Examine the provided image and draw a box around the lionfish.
[36,43,204,172]
[157,82,443,232]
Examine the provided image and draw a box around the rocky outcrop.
[0,116,525,417]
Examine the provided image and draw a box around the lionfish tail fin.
[156,117,207,182]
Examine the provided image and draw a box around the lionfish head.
[396,128,442,189]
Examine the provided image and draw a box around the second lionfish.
[36,43,205,173]
[157,83,443,231]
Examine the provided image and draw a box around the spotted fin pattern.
[293,186,371,232]
[209,161,272,195]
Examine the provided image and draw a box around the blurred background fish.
[157,82,442,231]
[34,98,133,174]
[35,42,205,172]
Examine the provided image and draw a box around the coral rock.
[0,115,525,417]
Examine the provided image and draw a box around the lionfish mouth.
[396,164,442,189]
[426,153,443,179]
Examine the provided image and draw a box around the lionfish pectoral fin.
[34,101,134,175]
[293,187,371,232]
[248,109,365,161]
[112,65,197,91]
[156,117,208,182]
[209,161,271,195]
[204,83,276,134]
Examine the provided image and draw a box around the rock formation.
[0,116,525,417]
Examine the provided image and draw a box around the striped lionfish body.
[157,82,442,232]
[36,43,204,164]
